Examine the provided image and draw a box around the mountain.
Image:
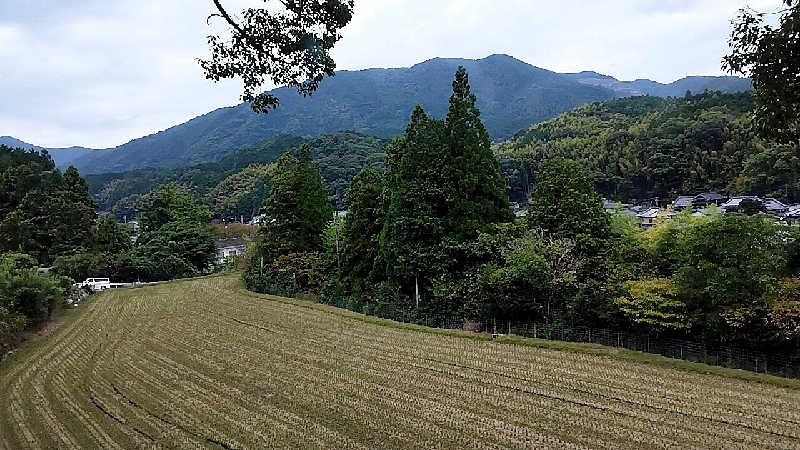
[0,136,95,168]
[563,71,753,97]
[9,55,752,175]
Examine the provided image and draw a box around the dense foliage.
[201,0,355,113]
[0,146,97,266]
[87,132,387,219]
[52,184,217,284]
[1,253,72,354]
[497,92,800,204]
[241,73,800,359]
[243,147,332,291]
[724,0,800,144]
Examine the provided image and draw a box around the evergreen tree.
[444,66,513,239]
[257,145,332,261]
[380,106,450,297]
[341,168,386,286]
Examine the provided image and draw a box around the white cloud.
[0,0,785,148]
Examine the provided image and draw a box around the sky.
[0,0,786,149]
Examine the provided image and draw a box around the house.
[692,192,727,209]
[636,208,678,229]
[672,196,694,211]
[784,205,800,225]
[248,214,268,226]
[216,238,248,262]
[764,198,788,214]
[720,196,761,213]
[125,220,140,243]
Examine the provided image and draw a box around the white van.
[78,278,112,291]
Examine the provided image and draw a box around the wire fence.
[326,300,800,379]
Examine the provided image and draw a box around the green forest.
[88,132,387,220]
[498,91,800,204]
[89,91,800,228]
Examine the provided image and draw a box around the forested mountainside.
[31,55,748,175]
[91,92,793,220]
[497,91,800,204]
[87,132,388,219]
[0,136,94,168]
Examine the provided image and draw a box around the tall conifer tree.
[381,106,450,295]
[258,145,333,261]
[444,67,512,239]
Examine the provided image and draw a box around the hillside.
[9,55,749,175]
[497,91,799,203]
[0,136,94,168]
[1,275,797,448]
[88,132,388,218]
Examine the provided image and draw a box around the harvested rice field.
[1,274,799,449]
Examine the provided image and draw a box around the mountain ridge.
[4,54,751,174]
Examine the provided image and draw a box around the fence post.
[647,335,650,353]
[508,320,511,335]
[534,324,537,339]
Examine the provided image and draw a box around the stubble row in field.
[1,274,799,449]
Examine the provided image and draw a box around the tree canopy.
[201,0,355,113]
[724,1,800,144]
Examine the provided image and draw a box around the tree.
[526,159,610,256]
[341,168,386,285]
[724,1,800,144]
[614,278,688,333]
[201,0,355,113]
[0,253,68,326]
[380,106,450,298]
[0,160,97,265]
[141,183,212,232]
[739,198,767,216]
[257,145,332,261]
[118,184,217,281]
[675,214,785,341]
[95,216,132,255]
[443,67,513,239]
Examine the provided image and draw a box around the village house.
[635,208,677,229]
[216,238,248,262]
[784,205,800,225]
[672,196,694,211]
[691,192,727,209]
[721,196,788,215]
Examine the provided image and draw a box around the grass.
[2,274,799,449]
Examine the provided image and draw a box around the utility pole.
[334,211,341,271]
[415,275,420,308]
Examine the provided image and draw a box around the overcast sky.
[0,0,785,149]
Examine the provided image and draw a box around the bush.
[242,252,320,298]
[0,253,69,326]
[52,252,103,282]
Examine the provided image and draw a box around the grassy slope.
[1,275,799,449]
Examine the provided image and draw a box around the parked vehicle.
[76,278,111,291]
